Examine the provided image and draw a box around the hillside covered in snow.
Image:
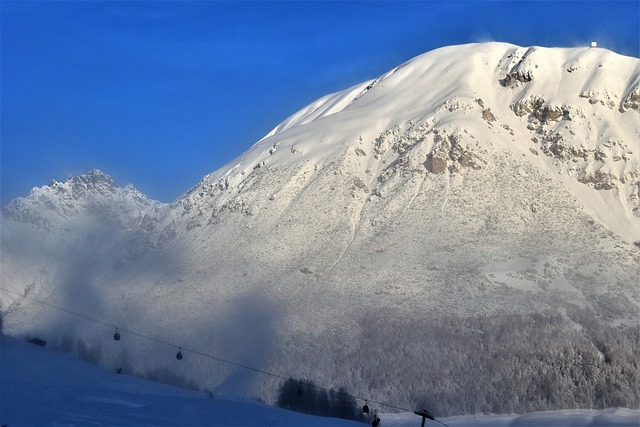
[2,42,639,416]
[3,335,639,426]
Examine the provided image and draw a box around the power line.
[1,286,432,419]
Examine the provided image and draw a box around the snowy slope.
[2,43,639,416]
[2,335,639,427]
[0,334,364,427]
[188,43,639,241]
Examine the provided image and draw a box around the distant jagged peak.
[33,168,144,203]
[2,169,163,228]
[46,168,119,195]
[64,168,116,186]
[27,168,157,202]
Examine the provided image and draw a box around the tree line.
[275,377,367,422]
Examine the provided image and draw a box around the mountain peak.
[2,43,639,415]
[186,42,639,241]
[46,168,119,196]
[73,168,117,186]
[2,169,163,229]
[261,42,637,140]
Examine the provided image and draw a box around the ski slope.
[0,334,362,427]
[2,335,638,427]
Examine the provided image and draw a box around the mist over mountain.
[2,42,639,416]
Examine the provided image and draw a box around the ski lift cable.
[1,286,441,417]
[0,288,283,375]
[2,287,455,421]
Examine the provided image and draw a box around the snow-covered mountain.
[2,42,639,416]
[1,169,166,310]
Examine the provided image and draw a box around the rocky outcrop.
[500,47,536,87]
[482,108,496,122]
[620,84,640,112]
[511,96,545,117]
[502,69,534,87]
[511,97,569,123]
[579,90,617,109]
[426,130,482,174]
[577,170,617,190]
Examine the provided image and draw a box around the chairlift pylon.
[113,328,120,341]
[414,409,435,427]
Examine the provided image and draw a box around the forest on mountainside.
[351,308,640,416]
[45,307,639,417]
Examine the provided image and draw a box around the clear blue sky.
[2,1,638,206]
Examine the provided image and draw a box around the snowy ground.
[0,334,362,427]
[1,335,638,427]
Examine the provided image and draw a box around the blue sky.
[2,1,638,206]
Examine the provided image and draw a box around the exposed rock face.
[426,130,482,174]
[577,170,617,190]
[482,108,496,122]
[503,69,534,86]
[500,46,537,87]
[511,97,569,123]
[621,84,640,112]
[579,89,618,109]
[511,96,546,117]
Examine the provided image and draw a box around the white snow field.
[1,335,638,427]
[0,335,363,427]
